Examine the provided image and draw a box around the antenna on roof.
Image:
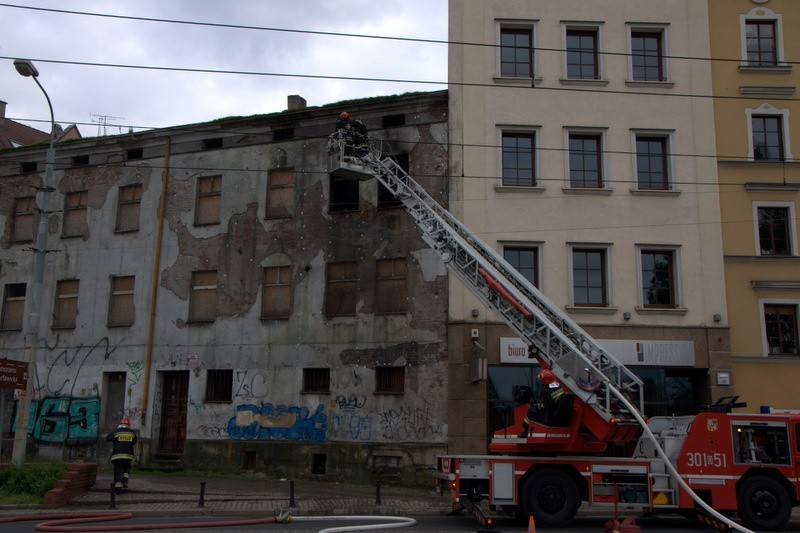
[90,113,124,136]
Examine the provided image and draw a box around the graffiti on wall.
[14,396,100,444]
[227,403,327,442]
[379,405,442,441]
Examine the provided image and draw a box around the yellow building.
[710,0,800,411]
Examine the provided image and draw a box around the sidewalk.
[0,470,452,518]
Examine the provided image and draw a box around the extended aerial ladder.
[329,136,644,448]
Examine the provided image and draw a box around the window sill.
[106,323,133,328]
[629,188,680,197]
[374,391,405,396]
[193,221,221,227]
[186,319,216,325]
[566,305,617,315]
[494,185,545,194]
[260,316,291,322]
[559,78,609,87]
[203,400,232,404]
[51,325,76,330]
[0,328,23,333]
[739,64,792,74]
[634,307,688,316]
[61,233,87,239]
[301,390,331,395]
[492,76,541,87]
[562,187,613,195]
[113,228,139,234]
[625,80,675,89]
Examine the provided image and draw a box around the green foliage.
[0,462,70,500]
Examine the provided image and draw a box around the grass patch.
[0,462,70,504]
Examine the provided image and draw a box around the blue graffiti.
[14,397,100,444]
[227,403,327,442]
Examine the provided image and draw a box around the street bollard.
[198,481,206,508]
[289,480,296,507]
[375,479,382,506]
[109,482,116,509]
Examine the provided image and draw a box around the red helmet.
[537,369,556,385]
[339,111,350,119]
[119,417,131,427]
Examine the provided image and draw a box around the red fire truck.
[330,135,800,531]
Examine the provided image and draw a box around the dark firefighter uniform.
[106,419,136,493]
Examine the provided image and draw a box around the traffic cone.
[528,514,537,532]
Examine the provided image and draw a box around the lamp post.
[11,59,56,465]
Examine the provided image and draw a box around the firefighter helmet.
[119,417,131,427]
[537,369,556,385]
[339,111,350,119]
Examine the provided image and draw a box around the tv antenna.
[90,114,124,136]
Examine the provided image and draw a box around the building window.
[640,250,676,308]
[382,114,405,128]
[125,148,143,160]
[566,28,599,80]
[189,270,217,323]
[764,304,798,356]
[572,248,608,307]
[375,366,405,394]
[265,169,295,219]
[272,128,294,141]
[262,265,292,320]
[115,184,142,232]
[745,20,777,67]
[11,196,36,243]
[1,283,26,331]
[108,276,135,327]
[502,132,536,187]
[53,279,79,329]
[752,115,784,161]
[375,258,408,314]
[378,154,407,208]
[325,262,358,317]
[500,27,533,78]
[757,206,792,256]
[330,175,359,213]
[71,155,89,167]
[205,369,233,402]
[62,190,89,238]
[202,137,223,150]
[195,175,222,225]
[636,135,669,190]
[303,368,331,393]
[568,133,602,188]
[503,246,538,287]
[20,161,37,173]
[630,30,665,82]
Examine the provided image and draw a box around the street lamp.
[11,59,56,465]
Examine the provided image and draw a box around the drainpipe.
[141,138,171,430]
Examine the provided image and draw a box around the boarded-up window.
[205,369,233,402]
[325,261,358,317]
[375,366,405,393]
[266,169,295,219]
[375,258,408,314]
[115,184,142,232]
[261,265,292,319]
[108,276,135,327]
[62,190,88,238]
[1,283,26,331]
[189,270,217,322]
[53,279,79,329]
[11,196,36,243]
[303,368,330,393]
[195,176,222,225]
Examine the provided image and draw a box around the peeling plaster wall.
[0,92,450,479]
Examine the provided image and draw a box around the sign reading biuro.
[500,338,695,367]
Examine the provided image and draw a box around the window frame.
[375,366,405,394]
[302,368,331,394]
[633,131,673,191]
[194,175,222,226]
[498,126,541,189]
[324,261,359,317]
[107,275,135,327]
[265,168,295,219]
[329,174,360,213]
[1,283,26,331]
[115,184,142,233]
[261,265,293,320]
[760,300,799,357]
[496,21,537,80]
[188,270,218,323]
[62,190,89,238]
[502,244,540,288]
[569,246,610,308]
[11,196,37,243]
[205,369,233,402]
[375,257,408,315]
[746,105,792,162]
[566,129,605,189]
[740,8,786,69]
[563,24,603,81]
[627,24,669,83]
[638,247,681,309]
[53,279,79,329]
[753,202,797,256]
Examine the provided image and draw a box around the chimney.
[0,100,6,119]
[287,95,306,111]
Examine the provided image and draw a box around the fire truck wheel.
[522,468,580,528]
[737,475,791,531]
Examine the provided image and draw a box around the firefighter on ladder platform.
[519,369,565,437]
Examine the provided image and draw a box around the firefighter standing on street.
[106,417,137,494]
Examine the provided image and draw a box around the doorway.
[158,371,189,455]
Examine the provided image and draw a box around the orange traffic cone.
[528,514,537,532]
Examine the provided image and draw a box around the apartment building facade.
[709,0,800,411]
[0,91,450,482]
[448,0,730,453]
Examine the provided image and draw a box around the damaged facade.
[0,91,449,483]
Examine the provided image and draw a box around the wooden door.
[158,371,189,455]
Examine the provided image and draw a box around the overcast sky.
[0,0,447,135]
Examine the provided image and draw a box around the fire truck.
[329,134,800,531]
